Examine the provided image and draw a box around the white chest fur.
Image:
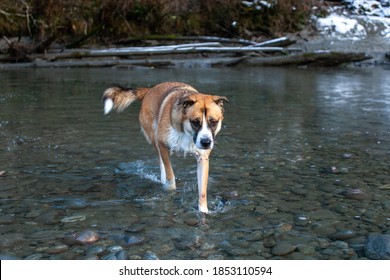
[166,127,198,156]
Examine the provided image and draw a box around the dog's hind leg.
[158,143,176,190]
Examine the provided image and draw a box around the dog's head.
[177,93,228,150]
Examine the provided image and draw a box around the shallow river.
[0,66,389,260]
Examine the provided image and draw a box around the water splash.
[115,160,160,183]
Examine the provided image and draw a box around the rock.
[0,254,18,260]
[84,254,99,260]
[294,215,310,226]
[0,233,25,248]
[291,188,308,196]
[0,215,15,225]
[315,238,330,249]
[174,239,198,251]
[343,188,370,200]
[247,231,264,242]
[271,242,296,256]
[312,224,337,237]
[329,230,356,241]
[321,248,338,256]
[25,254,43,260]
[125,224,146,233]
[144,251,159,260]
[76,230,100,245]
[261,228,275,238]
[227,245,258,256]
[207,254,225,260]
[66,199,88,210]
[87,246,105,255]
[311,209,337,220]
[25,210,42,219]
[30,230,64,240]
[123,235,145,246]
[184,218,199,226]
[263,237,276,248]
[364,233,390,260]
[35,211,61,225]
[201,242,216,251]
[276,223,293,233]
[347,236,366,251]
[221,191,239,199]
[332,241,349,250]
[61,215,86,223]
[333,204,349,214]
[108,245,123,253]
[42,243,69,254]
[101,253,117,260]
[342,153,354,159]
[0,171,6,176]
[148,217,174,228]
[115,250,128,260]
[296,244,315,255]
[183,212,200,227]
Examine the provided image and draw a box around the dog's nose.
[200,138,212,148]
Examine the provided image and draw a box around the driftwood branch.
[114,35,258,46]
[34,42,294,61]
[252,36,295,47]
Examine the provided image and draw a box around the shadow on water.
[0,67,389,260]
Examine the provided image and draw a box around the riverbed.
[0,67,389,259]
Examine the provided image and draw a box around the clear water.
[0,67,389,259]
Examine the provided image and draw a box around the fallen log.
[33,43,292,61]
[0,57,245,68]
[241,51,371,67]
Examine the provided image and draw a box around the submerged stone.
[364,233,390,260]
[123,235,145,246]
[343,188,370,200]
[61,215,86,223]
[329,230,357,241]
[76,230,100,245]
[42,243,69,254]
[271,242,296,256]
[144,251,159,260]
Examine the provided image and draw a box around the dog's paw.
[198,204,209,214]
[163,179,176,191]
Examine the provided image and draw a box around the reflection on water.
[0,67,389,260]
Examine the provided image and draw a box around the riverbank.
[1,1,389,68]
[291,1,390,67]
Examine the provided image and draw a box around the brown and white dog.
[102,82,228,213]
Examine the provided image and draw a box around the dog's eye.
[209,119,219,128]
[191,119,201,128]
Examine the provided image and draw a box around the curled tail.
[102,86,149,115]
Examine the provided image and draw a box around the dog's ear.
[212,96,229,110]
[178,96,197,110]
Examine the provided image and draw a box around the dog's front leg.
[197,151,211,213]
